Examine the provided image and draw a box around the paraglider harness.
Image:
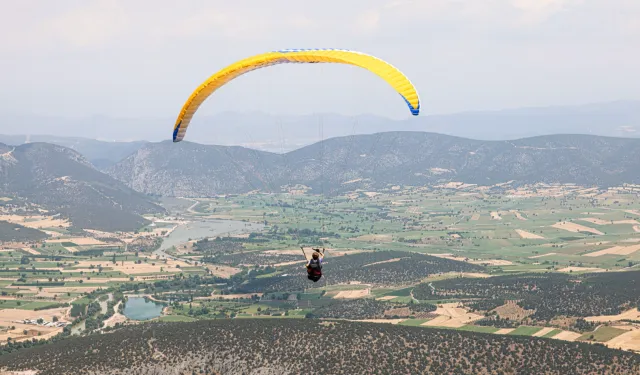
[302,247,324,282]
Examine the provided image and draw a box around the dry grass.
[495,328,515,334]
[492,301,534,321]
[351,234,392,243]
[41,230,63,237]
[615,220,640,225]
[553,331,582,342]
[579,217,610,225]
[20,247,40,255]
[552,222,604,235]
[47,237,106,245]
[585,308,640,323]
[73,260,191,275]
[0,307,70,344]
[205,264,242,278]
[602,327,640,351]
[584,244,640,257]
[421,303,484,328]
[515,229,544,239]
[558,266,606,273]
[529,252,557,259]
[333,289,370,299]
[427,253,513,266]
[469,259,513,266]
[490,212,502,220]
[376,296,397,301]
[0,215,70,229]
[532,327,556,337]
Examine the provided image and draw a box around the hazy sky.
[1,0,639,120]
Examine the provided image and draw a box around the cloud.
[510,0,584,26]
[0,0,638,119]
[354,9,381,34]
[167,6,319,40]
[43,0,130,47]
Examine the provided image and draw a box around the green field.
[5,183,640,347]
[508,326,543,336]
[542,329,562,338]
[195,186,640,273]
[578,326,628,342]
[398,319,432,326]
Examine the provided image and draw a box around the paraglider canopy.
[172,48,420,142]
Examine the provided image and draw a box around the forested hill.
[1,319,639,375]
[0,142,165,232]
[106,132,640,197]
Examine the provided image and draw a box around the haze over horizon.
[1,0,639,125]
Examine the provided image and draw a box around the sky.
[1,0,639,121]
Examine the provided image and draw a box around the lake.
[123,297,164,321]
[159,219,264,252]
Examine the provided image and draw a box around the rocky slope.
[0,142,165,232]
[106,132,640,196]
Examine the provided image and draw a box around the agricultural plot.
[6,183,640,353]
[578,326,628,343]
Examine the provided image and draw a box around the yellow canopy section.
[172,48,420,142]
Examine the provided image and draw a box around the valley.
[4,135,640,373]
[4,180,640,357]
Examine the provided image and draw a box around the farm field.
[192,183,640,275]
[6,183,640,354]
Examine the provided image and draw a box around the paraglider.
[301,247,326,282]
[171,49,420,282]
[171,48,420,142]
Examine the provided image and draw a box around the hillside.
[0,134,147,169]
[1,319,638,375]
[107,132,640,196]
[0,221,47,242]
[0,142,165,232]
[106,141,283,196]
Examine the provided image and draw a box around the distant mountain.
[3,100,640,151]
[0,142,165,232]
[106,132,640,197]
[106,141,283,197]
[0,134,147,169]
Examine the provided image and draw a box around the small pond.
[123,297,164,321]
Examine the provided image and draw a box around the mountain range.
[0,134,146,169]
[106,132,640,197]
[2,100,639,156]
[4,126,640,224]
[0,142,165,232]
